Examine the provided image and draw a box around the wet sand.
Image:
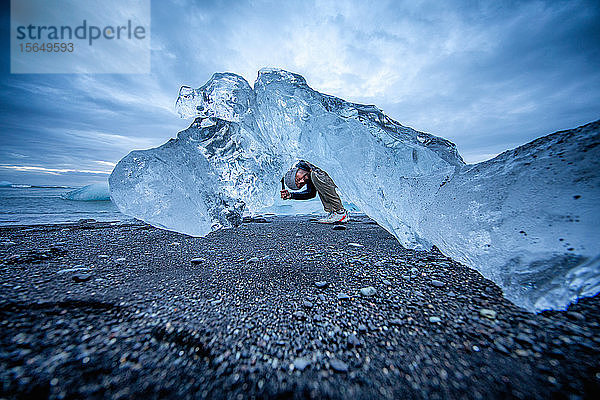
[0,216,598,399]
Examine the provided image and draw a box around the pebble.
[333,225,346,230]
[293,311,308,320]
[302,301,314,308]
[242,216,269,223]
[390,318,404,326]
[315,281,328,288]
[337,293,351,300]
[347,334,361,347]
[329,359,349,372]
[358,324,368,333]
[295,233,303,237]
[382,279,392,285]
[293,357,310,371]
[72,273,92,282]
[479,308,497,319]
[374,261,385,267]
[190,258,205,265]
[567,311,585,321]
[6,255,21,263]
[246,257,260,264]
[429,316,442,323]
[515,333,534,346]
[57,266,89,274]
[494,341,510,355]
[495,337,513,350]
[359,286,377,297]
[348,243,363,247]
[430,280,445,288]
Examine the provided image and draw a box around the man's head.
[284,163,311,190]
[295,168,310,189]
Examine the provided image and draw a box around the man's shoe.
[317,212,334,224]
[317,209,349,224]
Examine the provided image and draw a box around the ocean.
[0,186,129,226]
[0,184,363,227]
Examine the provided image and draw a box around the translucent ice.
[64,183,111,201]
[110,68,600,311]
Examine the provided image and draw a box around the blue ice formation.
[109,68,600,312]
[64,183,111,201]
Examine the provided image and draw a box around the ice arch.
[110,68,600,312]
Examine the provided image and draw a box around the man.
[280,160,349,224]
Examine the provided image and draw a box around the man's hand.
[280,189,291,200]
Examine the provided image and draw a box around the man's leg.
[310,169,344,213]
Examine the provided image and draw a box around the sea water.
[0,185,356,226]
[0,186,128,226]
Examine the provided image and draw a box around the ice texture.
[64,183,111,201]
[110,68,600,311]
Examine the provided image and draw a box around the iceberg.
[64,183,111,201]
[109,68,600,312]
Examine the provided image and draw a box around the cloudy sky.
[1,0,599,186]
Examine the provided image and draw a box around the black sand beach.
[1,216,598,399]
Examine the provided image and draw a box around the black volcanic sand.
[0,216,598,399]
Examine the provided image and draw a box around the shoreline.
[1,216,598,399]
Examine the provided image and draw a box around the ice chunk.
[175,73,255,123]
[422,123,600,311]
[63,183,111,201]
[110,68,600,311]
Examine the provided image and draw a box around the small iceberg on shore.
[64,183,111,201]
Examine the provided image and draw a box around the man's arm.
[280,178,291,199]
[290,180,316,200]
